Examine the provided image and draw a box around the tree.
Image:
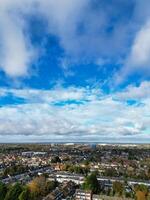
[113,181,124,196]
[0,182,7,200]
[28,176,47,198]
[4,183,22,200]
[104,168,118,177]
[136,191,146,200]
[3,165,28,177]
[45,181,58,193]
[18,187,30,200]
[134,184,148,200]
[65,164,89,175]
[82,172,99,194]
[51,156,61,163]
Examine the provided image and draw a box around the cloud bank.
[0,82,149,142]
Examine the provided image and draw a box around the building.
[43,181,76,200]
[55,172,84,184]
[61,181,76,198]
[43,188,63,200]
[75,189,92,200]
[92,195,102,200]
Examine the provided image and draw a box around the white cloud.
[116,81,150,100]
[114,0,150,83]
[0,83,149,142]
[0,0,36,77]
[0,0,89,77]
[0,0,144,78]
[0,86,101,103]
[125,20,150,75]
[130,21,150,67]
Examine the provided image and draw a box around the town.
[0,143,150,200]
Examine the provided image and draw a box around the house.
[43,181,76,200]
[75,189,92,200]
[43,187,63,200]
[61,181,76,198]
[92,195,102,200]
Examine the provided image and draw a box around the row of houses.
[43,188,133,200]
[49,171,150,188]
[75,190,133,200]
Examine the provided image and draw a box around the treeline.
[0,176,58,200]
[0,144,51,154]
[3,165,29,178]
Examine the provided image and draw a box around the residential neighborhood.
[0,144,150,199]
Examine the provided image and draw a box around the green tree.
[18,187,30,200]
[45,181,58,193]
[104,168,118,177]
[82,172,99,194]
[51,156,61,163]
[0,182,7,200]
[67,165,89,175]
[4,183,22,200]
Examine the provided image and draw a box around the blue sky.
[0,0,150,143]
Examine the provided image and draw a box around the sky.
[0,0,150,143]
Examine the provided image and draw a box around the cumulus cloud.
[0,0,90,77]
[116,81,150,100]
[0,0,149,78]
[115,0,150,83]
[128,21,150,68]
[0,86,101,103]
[0,0,36,77]
[0,82,149,142]
[121,20,150,80]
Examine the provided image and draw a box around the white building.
[75,189,92,200]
